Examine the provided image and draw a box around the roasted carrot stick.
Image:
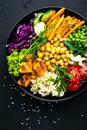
[64,20,85,38]
[46,8,65,26]
[46,16,60,36]
[48,15,64,41]
[57,16,73,34]
[60,18,78,37]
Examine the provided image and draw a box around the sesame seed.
[52,120,56,124]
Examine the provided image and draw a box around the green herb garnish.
[54,66,72,96]
[64,41,87,56]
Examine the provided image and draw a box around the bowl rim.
[6,6,87,102]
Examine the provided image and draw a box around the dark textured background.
[0,0,87,130]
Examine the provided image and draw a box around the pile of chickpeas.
[36,34,72,72]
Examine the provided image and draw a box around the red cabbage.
[8,19,35,53]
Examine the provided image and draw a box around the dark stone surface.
[0,0,87,130]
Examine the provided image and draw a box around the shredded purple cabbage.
[8,19,34,53]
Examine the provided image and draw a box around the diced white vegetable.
[70,54,81,62]
[78,57,86,66]
[34,22,46,35]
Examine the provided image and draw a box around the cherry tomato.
[67,81,80,91]
[67,65,81,82]
[67,65,81,91]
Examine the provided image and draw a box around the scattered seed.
[20,122,24,126]
[52,120,56,124]
[28,126,31,129]
[58,117,60,120]
[44,116,46,119]
[8,105,10,108]
[11,102,14,105]
[26,118,30,121]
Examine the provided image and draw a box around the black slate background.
[0,0,87,130]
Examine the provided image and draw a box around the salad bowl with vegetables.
[6,7,87,102]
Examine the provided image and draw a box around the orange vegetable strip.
[64,20,85,38]
[46,8,65,26]
[48,15,64,41]
[46,17,60,36]
[60,18,78,37]
[57,16,72,34]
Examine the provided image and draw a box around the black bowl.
[6,6,87,102]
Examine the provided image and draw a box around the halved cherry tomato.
[67,65,81,91]
[67,81,80,91]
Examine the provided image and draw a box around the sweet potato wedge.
[18,74,31,87]
[33,61,47,77]
[19,61,33,73]
[25,54,34,62]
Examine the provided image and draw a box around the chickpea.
[36,58,42,61]
[48,65,52,71]
[60,65,65,68]
[55,61,59,65]
[46,61,50,66]
[44,51,49,56]
[51,49,55,55]
[53,37,58,42]
[59,37,64,42]
[55,47,60,54]
[63,38,67,41]
[49,53,53,58]
[44,56,49,61]
[50,40,54,44]
[59,48,66,54]
[54,42,59,47]
[65,50,69,54]
[54,54,58,59]
[59,43,64,47]
[57,55,61,60]
[65,53,70,59]
[58,59,64,66]
[42,59,45,63]
[64,62,68,66]
[56,34,60,39]
[63,58,68,63]
[50,45,54,49]
[46,42,51,47]
[40,46,45,51]
[50,66,55,72]
[61,54,66,59]
[46,47,51,52]
[63,47,67,51]
[37,51,43,58]
[51,58,56,64]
